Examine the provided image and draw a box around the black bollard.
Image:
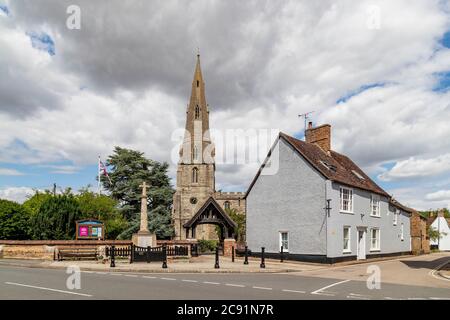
[162,244,168,269]
[214,246,220,269]
[260,247,266,268]
[244,246,249,265]
[110,245,116,268]
[130,244,134,264]
[231,246,235,263]
[280,245,284,263]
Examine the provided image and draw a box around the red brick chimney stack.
[305,123,331,153]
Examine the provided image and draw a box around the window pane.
[343,227,350,251]
[281,232,288,250]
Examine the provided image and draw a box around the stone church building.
[172,55,245,241]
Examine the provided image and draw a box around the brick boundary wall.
[0,240,198,260]
[0,240,132,246]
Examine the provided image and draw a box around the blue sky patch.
[0,160,98,193]
[440,30,450,48]
[336,82,385,104]
[27,32,55,56]
[433,71,450,92]
[0,4,9,16]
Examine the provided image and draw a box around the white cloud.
[379,154,450,181]
[39,165,80,174]
[0,168,24,176]
[0,187,36,203]
[0,0,450,209]
[426,190,450,201]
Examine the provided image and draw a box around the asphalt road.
[0,264,449,300]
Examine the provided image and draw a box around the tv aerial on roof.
[298,111,315,139]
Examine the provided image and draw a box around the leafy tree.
[428,225,448,242]
[215,208,246,243]
[226,208,246,243]
[102,147,175,239]
[23,191,53,217]
[31,194,81,240]
[419,208,450,219]
[75,187,127,239]
[0,199,31,239]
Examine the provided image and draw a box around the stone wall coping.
[0,240,132,246]
[0,240,198,246]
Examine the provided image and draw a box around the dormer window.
[320,161,337,172]
[352,170,365,180]
[195,105,200,119]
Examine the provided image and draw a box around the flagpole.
[98,155,101,195]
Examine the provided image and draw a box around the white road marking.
[429,297,450,300]
[282,289,305,294]
[143,276,156,279]
[384,297,395,300]
[407,298,427,300]
[124,274,138,278]
[203,281,220,285]
[109,273,122,276]
[347,293,370,300]
[5,282,92,297]
[349,293,369,297]
[252,286,272,290]
[160,277,176,281]
[95,272,108,275]
[83,271,94,274]
[428,258,450,282]
[311,279,351,295]
[182,279,198,283]
[225,284,245,288]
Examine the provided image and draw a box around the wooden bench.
[57,247,98,261]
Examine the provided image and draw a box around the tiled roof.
[389,198,415,213]
[279,132,390,197]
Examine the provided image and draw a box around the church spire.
[180,54,213,164]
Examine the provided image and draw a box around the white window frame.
[393,210,398,226]
[279,231,289,252]
[340,187,354,213]
[343,226,351,253]
[370,228,380,251]
[370,194,381,217]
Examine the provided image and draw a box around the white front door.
[357,229,366,260]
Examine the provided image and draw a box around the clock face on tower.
[190,197,198,204]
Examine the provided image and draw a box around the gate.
[131,245,166,263]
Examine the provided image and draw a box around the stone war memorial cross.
[132,181,157,247]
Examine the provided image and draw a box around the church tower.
[172,54,216,240]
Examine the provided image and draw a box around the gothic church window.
[224,201,230,210]
[192,167,199,183]
[195,105,200,119]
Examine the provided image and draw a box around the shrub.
[197,239,219,252]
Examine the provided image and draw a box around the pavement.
[0,255,326,273]
[0,252,448,300]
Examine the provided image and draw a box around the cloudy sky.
[0,0,449,210]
